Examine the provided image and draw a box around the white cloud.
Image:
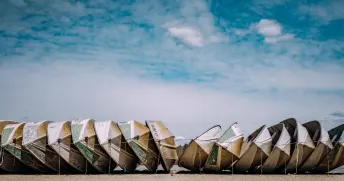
[167,26,204,47]
[255,19,294,43]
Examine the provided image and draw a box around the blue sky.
[0,0,343,137]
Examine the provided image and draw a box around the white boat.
[94,120,139,173]
[23,120,72,172]
[281,119,315,173]
[233,125,272,173]
[0,120,22,173]
[256,123,291,173]
[118,120,159,172]
[203,122,243,172]
[1,122,51,172]
[298,120,333,172]
[178,125,221,172]
[71,119,116,173]
[146,120,178,172]
[47,121,89,173]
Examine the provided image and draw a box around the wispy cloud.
[255,19,294,43]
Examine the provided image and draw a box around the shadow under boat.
[203,122,243,172]
[232,125,272,173]
[94,120,139,173]
[282,118,315,173]
[146,120,178,173]
[117,120,159,172]
[298,120,333,173]
[255,122,291,173]
[71,119,116,174]
[178,125,222,172]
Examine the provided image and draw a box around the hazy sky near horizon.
[1,0,344,138]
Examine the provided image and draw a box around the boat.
[47,121,91,173]
[203,122,243,172]
[178,125,221,172]
[256,123,291,173]
[0,120,22,173]
[314,124,344,173]
[117,120,159,172]
[94,120,139,173]
[23,121,75,173]
[233,125,272,173]
[1,122,51,172]
[71,119,116,173]
[281,118,315,173]
[298,120,333,173]
[146,120,178,172]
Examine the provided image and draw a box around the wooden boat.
[233,125,272,173]
[47,121,90,173]
[94,120,139,173]
[1,122,51,172]
[178,125,221,172]
[118,120,159,172]
[71,119,116,173]
[23,121,75,173]
[146,120,178,172]
[203,122,243,172]
[298,121,333,173]
[0,120,22,173]
[256,123,291,173]
[314,124,344,173]
[282,119,315,173]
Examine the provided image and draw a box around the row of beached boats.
[0,118,343,174]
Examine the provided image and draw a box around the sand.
[0,174,343,181]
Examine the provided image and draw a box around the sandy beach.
[0,174,344,181]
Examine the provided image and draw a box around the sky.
[0,0,344,138]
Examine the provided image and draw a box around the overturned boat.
[282,119,315,173]
[314,124,344,173]
[0,120,22,173]
[71,119,116,173]
[94,120,139,173]
[146,120,178,172]
[298,121,333,172]
[203,122,243,172]
[2,122,51,172]
[233,125,272,173]
[47,121,90,173]
[118,120,159,172]
[23,121,76,173]
[256,123,291,173]
[178,125,221,172]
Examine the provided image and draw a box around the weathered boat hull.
[1,123,51,172]
[23,121,74,173]
[314,124,344,173]
[48,121,89,173]
[0,120,21,173]
[94,120,138,173]
[257,123,291,173]
[118,120,159,172]
[233,125,272,173]
[146,120,178,172]
[298,121,333,173]
[281,119,315,173]
[71,119,116,173]
[203,123,243,172]
[178,125,221,172]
